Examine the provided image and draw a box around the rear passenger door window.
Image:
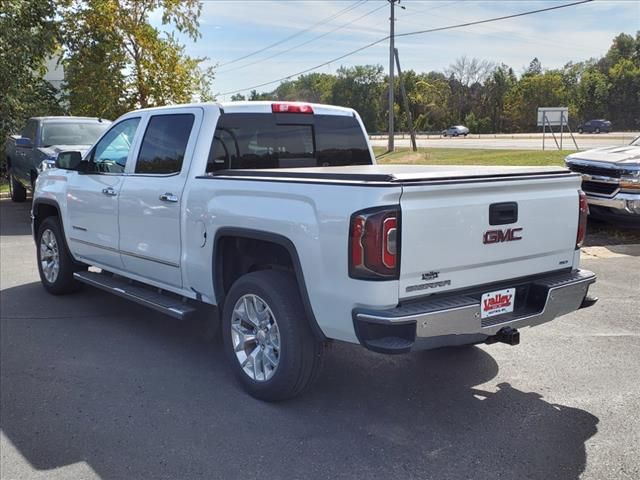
[135,114,195,174]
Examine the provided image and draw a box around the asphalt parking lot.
[1,198,639,480]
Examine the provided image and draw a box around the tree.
[524,57,543,77]
[331,65,385,132]
[483,64,516,132]
[61,0,215,117]
[274,73,335,103]
[607,58,640,129]
[0,0,62,171]
[504,72,568,131]
[408,72,452,131]
[600,32,637,71]
[575,68,610,121]
[447,56,495,87]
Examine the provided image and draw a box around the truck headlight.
[620,170,640,190]
[37,158,57,173]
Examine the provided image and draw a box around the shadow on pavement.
[1,282,598,479]
[584,217,640,247]
[0,198,32,236]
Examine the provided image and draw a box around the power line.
[219,36,389,95]
[218,0,593,96]
[217,2,387,75]
[395,0,593,39]
[217,0,367,67]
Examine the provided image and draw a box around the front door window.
[89,118,140,173]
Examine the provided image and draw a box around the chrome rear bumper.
[353,269,596,354]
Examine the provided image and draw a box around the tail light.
[349,206,400,280]
[271,102,313,114]
[576,190,588,248]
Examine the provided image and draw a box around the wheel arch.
[32,198,64,242]
[213,227,326,341]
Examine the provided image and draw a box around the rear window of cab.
[206,113,372,172]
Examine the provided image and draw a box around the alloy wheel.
[40,229,60,283]
[230,294,281,382]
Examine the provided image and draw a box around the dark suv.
[577,119,612,134]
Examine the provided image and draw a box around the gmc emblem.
[483,227,523,244]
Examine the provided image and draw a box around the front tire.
[222,270,324,401]
[37,217,82,295]
[9,173,27,202]
[595,127,601,134]
[578,128,583,134]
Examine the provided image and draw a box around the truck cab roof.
[129,101,357,117]
[29,116,108,123]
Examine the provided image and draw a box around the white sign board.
[537,107,568,126]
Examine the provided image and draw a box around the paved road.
[1,199,639,480]
[370,132,639,151]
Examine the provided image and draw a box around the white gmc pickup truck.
[32,101,597,401]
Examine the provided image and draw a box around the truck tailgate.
[399,173,581,300]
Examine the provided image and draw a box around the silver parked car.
[442,125,469,137]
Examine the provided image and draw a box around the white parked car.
[442,125,469,137]
[32,101,596,401]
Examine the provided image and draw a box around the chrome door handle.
[159,192,178,203]
[102,187,117,196]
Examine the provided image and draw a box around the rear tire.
[595,127,600,134]
[9,173,26,202]
[578,128,583,134]
[37,217,82,295]
[222,270,324,401]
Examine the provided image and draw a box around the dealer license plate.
[480,288,515,319]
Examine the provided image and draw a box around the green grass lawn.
[0,181,9,194]
[374,147,572,167]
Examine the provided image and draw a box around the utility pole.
[388,0,397,152]
[394,48,417,151]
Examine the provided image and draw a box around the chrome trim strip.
[71,225,87,231]
[70,237,119,253]
[69,237,180,268]
[120,249,180,268]
[585,191,640,213]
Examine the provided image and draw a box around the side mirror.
[56,151,83,170]
[16,137,33,148]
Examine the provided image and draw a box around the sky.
[151,0,640,100]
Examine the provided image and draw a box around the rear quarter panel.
[184,179,402,343]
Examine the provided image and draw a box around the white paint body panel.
[118,107,204,287]
[65,171,124,269]
[399,175,581,300]
[33,102,584,345]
